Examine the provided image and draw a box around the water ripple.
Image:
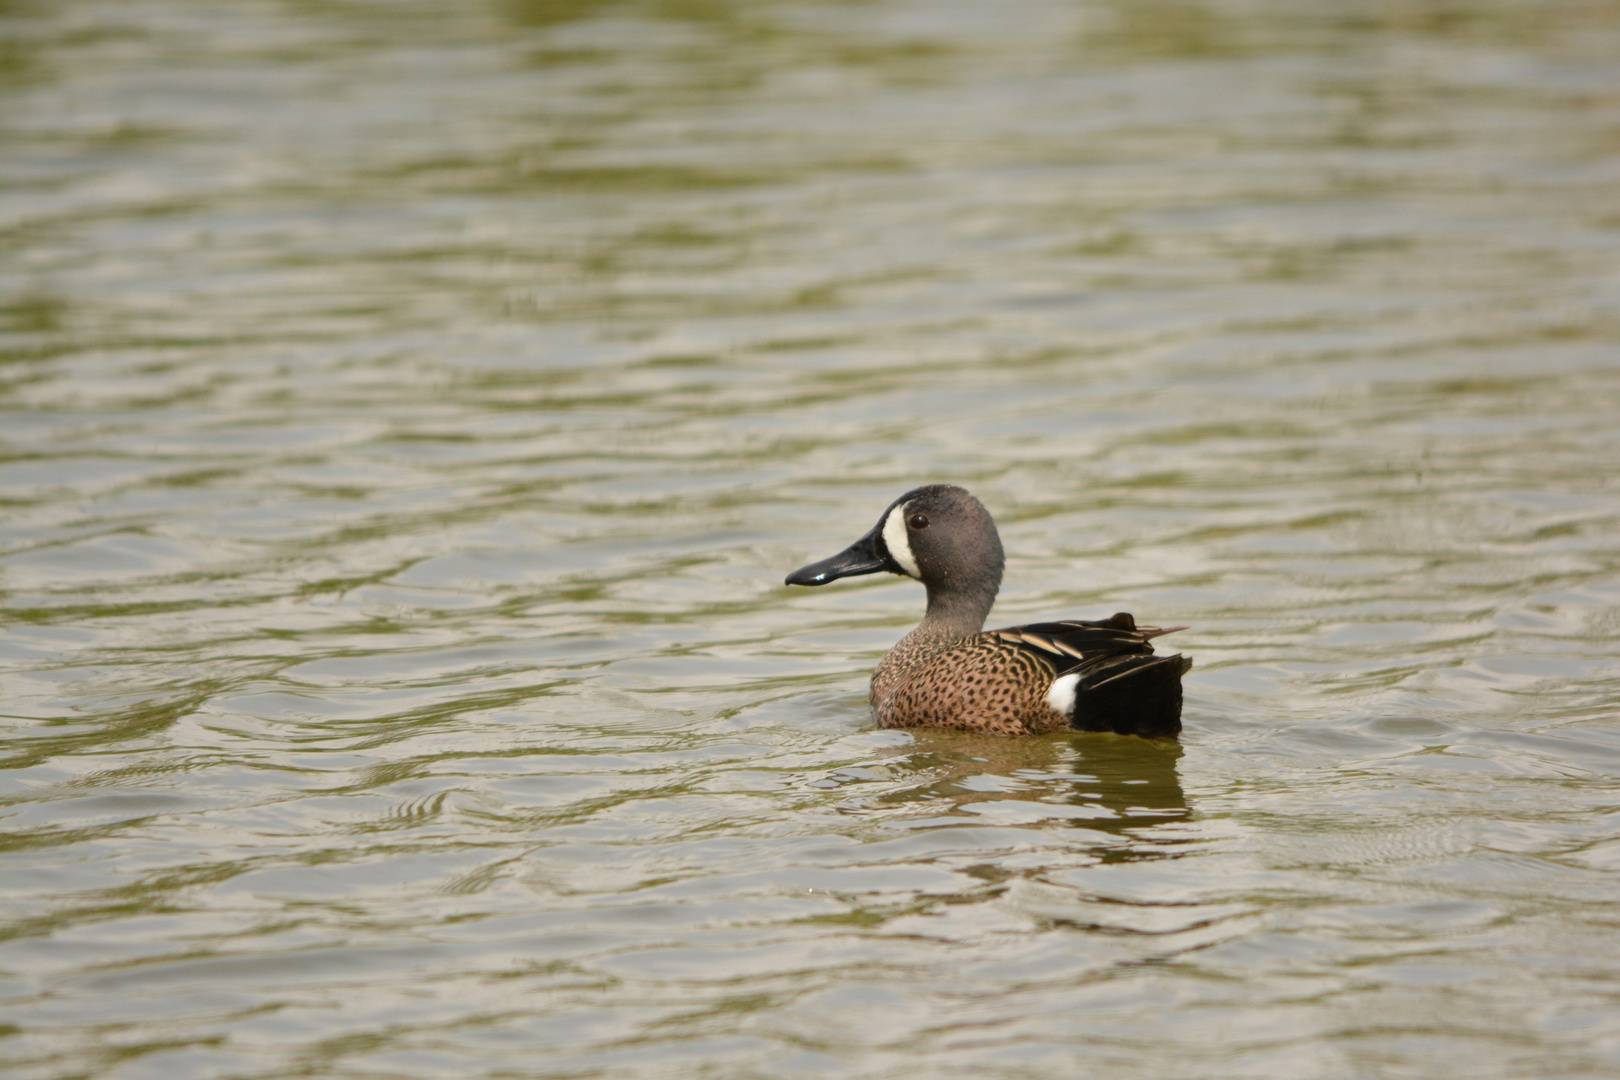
[5,0,1620,1077]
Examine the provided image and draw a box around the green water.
[4,1,1620,1077]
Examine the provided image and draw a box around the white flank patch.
[1045,672,1081,716]
[883,503,921,578]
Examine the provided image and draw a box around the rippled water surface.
[5,1,1620,1076]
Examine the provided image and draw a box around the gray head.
[785,485,1005,635]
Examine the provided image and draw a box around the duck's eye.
[908,513,929,530]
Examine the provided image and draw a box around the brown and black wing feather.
[990,612,1190,739]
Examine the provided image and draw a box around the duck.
[785,484,1190,739]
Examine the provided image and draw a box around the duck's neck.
[915,580,997,641]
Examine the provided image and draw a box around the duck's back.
[871,614,1188,738]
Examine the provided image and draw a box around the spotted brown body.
[786,485,1190,739]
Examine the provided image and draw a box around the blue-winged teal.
[786,485,1190,739]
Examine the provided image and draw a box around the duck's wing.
[987,611,1186,675]
[988,612,1190,739]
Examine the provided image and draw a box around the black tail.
[1069,653,1190,740]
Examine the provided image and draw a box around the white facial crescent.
[882,503,921,579]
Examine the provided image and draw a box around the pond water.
[4,1,1620,1077]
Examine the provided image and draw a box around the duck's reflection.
[873,731,1188,856]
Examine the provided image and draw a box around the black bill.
[785,522,892,586]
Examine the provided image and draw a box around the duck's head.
[785,485,1005,617]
